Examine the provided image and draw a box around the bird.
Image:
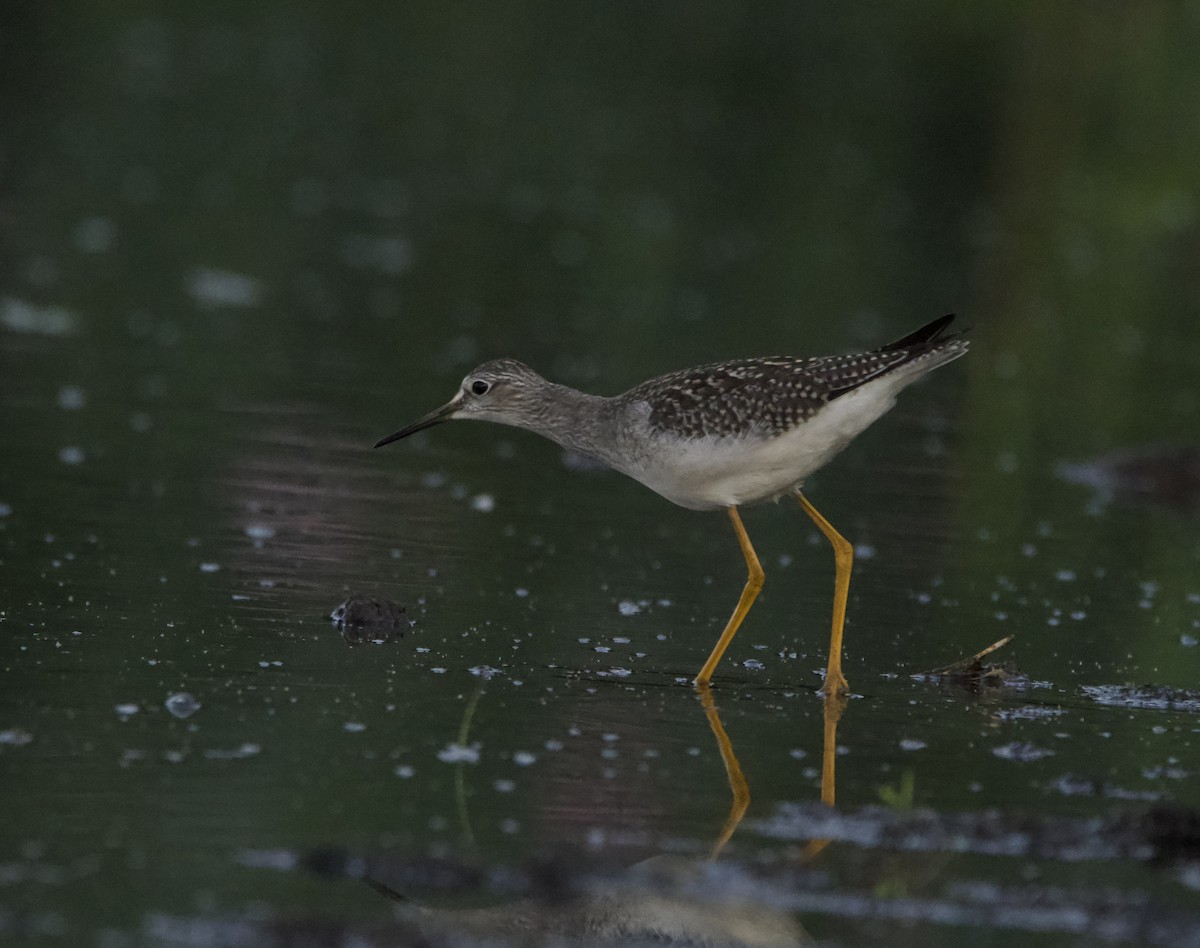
[375,314,969,694]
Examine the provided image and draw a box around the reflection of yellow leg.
[800,690,847,861]
[819,691,845,807]
[696,683,750,859]
[694,507,764,687]
[795,490,852,696]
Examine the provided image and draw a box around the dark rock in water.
[1057,443,1200,511]
[330,595,410,644]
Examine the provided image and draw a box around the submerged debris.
[330,594,411,644]
[1082,684,1200,714]
[756,800,1200,866]
[298,847,807,945]
[914,635,1020,689]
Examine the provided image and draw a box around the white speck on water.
[899,738,927,751]
[203,743,261,760]
[601,733,619,743]
[788,748,807,760]
[244,523,275,540]
[513,751,537,766]
[57,385,86,410]
[494,779,515,793]
[0,502,11,517]
[339,233,412,275]
[1070,610,1087,621]
[500,818,521,834]
[420,471,446,489]
[1,297,78,336]
[544,739,564,751]
[594,646,611,653]
[257,660,283,668]
[74,216,117,253]
[1056,569,1077,582]
[855,544,876,559]
[394,764,415,778]
[187,266,265,308]
[577,637,590,644]
[343,722,366,733]
[993,741,1055,762]
[470,493,495,512]
[515,588,528,598]
[469,665,501,679]
[0,729,33,746]
[1021,543,1037,557]
[437,742,480,764]
[199,562,220,573]
[612,636,630,645]
[617,599,641,616]
[657,598,672,607]
[778,553,793,568]
[58,446,85,465]
[115,703,140,719]
[1182,635,1198,648]
[605,667,632,677]
[430,667,447,674]
[164,692,200,719]
[742,659,764,671]
[389,548,403,559]
[415,647,430,653]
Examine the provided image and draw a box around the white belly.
[623,383,903,510]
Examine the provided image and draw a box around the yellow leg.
[694,507,763,687]
[799,691,846,862]
[696,682,750,859]
[794,490,852,696]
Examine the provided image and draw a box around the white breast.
[621,379,907,510]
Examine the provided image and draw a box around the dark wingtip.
[883,314,960,351]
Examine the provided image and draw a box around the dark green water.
[3,5,1200,946]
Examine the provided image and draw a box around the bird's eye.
[470,379,490,396]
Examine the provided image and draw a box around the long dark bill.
[374,400,457,448]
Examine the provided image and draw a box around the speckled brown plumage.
[627,314,964,440]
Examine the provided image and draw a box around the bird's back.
[623,316,967,443]
[609,316,968,509]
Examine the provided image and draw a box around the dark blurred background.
[3,4,1200,944]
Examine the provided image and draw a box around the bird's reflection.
[312,684,846,946]
[699,683,843,863]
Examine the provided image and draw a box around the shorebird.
[375,314,968,693]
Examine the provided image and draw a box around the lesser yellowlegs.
[375,314,969,694]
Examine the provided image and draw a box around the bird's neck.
[524,383,624,467]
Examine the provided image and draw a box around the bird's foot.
[820,668,849,697]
